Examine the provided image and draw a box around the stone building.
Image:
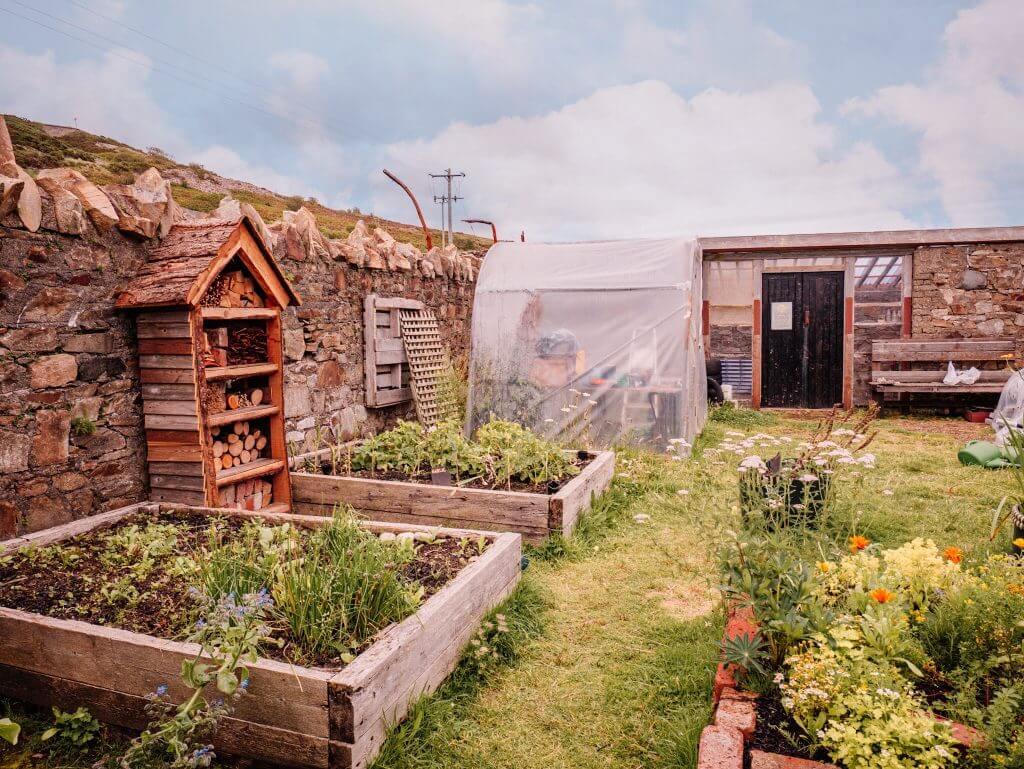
[699,227,1024,409]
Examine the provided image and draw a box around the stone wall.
[912,242,1024,343]
[0,166,477,538]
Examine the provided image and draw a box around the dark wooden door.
[761,272,844,408]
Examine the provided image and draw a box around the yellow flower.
[1014,537,1024,549]
[817,561,831,573]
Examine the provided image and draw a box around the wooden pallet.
[398,308,450,428]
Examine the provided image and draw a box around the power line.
[0,3,346,138]
[60,0,334,127]
[429,168,465,248]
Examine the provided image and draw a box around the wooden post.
[901,251,914,338]
[843,258,855,410]
[751,260,763,409]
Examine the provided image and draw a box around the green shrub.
[41,706,101,755]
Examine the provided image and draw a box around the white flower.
[543,418,554,423]
[633,513,650,523]
[582,392,591,397]
[738,455,766,471]
[882,489,894,496]
[773,672,785,684]
[798,474,819,483]
[677,489,690,496]
[857,453,876,466]
[666,444,677,453]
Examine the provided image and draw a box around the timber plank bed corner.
[0,503,522,769]
[289,449,616,542]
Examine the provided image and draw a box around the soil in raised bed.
[0,509,478,669]
[315,452,594,495]
[745,690,823,768]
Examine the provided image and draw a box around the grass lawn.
[1,410,1016,769]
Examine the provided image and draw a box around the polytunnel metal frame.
[466,238,707,452]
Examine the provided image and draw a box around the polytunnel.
[466,238,707,451]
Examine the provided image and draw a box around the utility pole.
[429,168,465,248]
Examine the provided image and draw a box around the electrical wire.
[0,2,347,138]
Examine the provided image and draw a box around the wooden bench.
[870,338,1015,405]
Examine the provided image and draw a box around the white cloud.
[843,0,1024,225]
[0,44,183,153]
[380,80,916,241]
[188,145,318,199]
[620,1,804,91]
[268,50,329,90]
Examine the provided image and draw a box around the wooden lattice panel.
[399,308,450,428]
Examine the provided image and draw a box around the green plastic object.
[959,440,1003,467]
[958,440,1021,469]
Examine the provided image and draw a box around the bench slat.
[870,370,1011,383]
[873,383,1007,394]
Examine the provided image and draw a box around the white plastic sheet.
[467,238,707,451]
[991,370,1024,445]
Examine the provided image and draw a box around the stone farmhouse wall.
[0,167,477,538]
[912,241,1024,344]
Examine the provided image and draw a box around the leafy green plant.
[70,416,97,436]
[120,589,272,769]
[721,631,768,681]
[0,717,20,745]
[41,706,101,754]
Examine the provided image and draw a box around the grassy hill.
[4,114,490,252]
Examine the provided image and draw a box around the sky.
[0,0,1021,242]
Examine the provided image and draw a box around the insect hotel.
[116,216,301,512]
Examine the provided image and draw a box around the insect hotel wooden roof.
[116,216,301,309]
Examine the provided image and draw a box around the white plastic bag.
[943,361,958,385]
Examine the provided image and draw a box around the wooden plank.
[548,451,615,536]
[150,487,206,504]
[0,609,331,738]
[1,503,148,555]
[364,294,380,407]
[872,349,1015,363]
[372,387,412,407]
[137,338,193,355]
[141,383,197,401]
[145,429,201,462]
[375,297,425,311]
[139,354,195,370]
[216,458,285,487]
[0,665,330,769]
[140,368,195,384]
[870,370,1010,383]
[148,461,205,477]
[375,338,404,353]
[329,532,521,754]
[135,321,191,339]
[205,362,279,381]
[144,414,200,431]
[201,306,277,320]
[150,473,205,491]
[208,403,279,427]
[143,400,198,416]
[291,473,550,534]
[873,383,1007,394]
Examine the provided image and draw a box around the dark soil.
[317,452,593,495]
[745,690,821,768]
[0,509,475,670]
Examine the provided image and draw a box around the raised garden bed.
[0,502,521,768]
[290,449,615,542]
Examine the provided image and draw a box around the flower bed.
[290,421,615,541]
[0,502,522,768]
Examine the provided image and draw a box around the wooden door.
[761,272,844,408]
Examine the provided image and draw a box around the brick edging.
[697,604,982,769]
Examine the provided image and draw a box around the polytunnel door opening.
[761,271,843,408]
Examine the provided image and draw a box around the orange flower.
[849,535,870,553]
[870,587,896,604]
[1014,538,1024,549]
[943,546,963,564]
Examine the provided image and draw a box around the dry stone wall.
[912,242,1024,345]
[0,140,478,537]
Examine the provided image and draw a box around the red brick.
[715,697,756,737]
[749,750,838,769]
[933,716,985,748]
[697,725,743,769]
[719,686,759,702]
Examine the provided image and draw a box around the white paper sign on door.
[770,301,793,330]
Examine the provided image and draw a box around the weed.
[70,416,97,436]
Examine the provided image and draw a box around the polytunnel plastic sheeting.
[992,370,1024,445]
[467,238,707,451]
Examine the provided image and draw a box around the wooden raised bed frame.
[0,503,521,769]
[290,450,616,542]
